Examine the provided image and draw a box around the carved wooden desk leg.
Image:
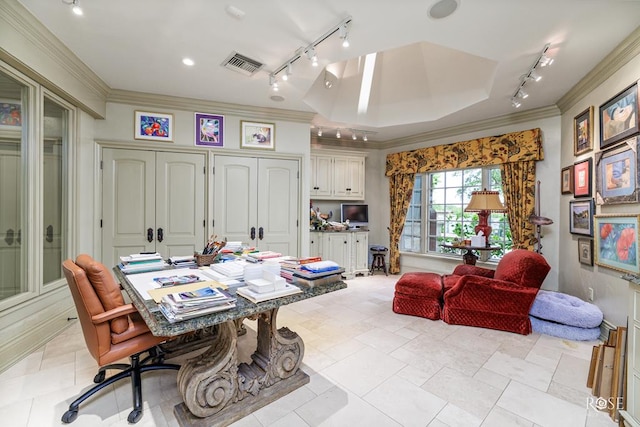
[174,308,308,426]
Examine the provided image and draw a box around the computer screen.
[340,204,369,227]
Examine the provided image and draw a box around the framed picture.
[595,136,639,205]
[569,199,594,236]
[594,214,640,275]
[574,106,594,155]
[578,238,594,266]
[0,99,22,129]
[599,82,639,149]
[241,121,275,150]
[573,158,592,197]
[134,111,173,142]
[195,113,224,147]
[561,166,574,194]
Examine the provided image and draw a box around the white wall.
[559,54,640,326]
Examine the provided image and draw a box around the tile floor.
[0,274,618,427]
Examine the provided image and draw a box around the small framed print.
[595,214,640,274]
[578,238,593,266]
[574,106,594,155]
[134,111,173,142]
[569,199,594,236]
[573,158,592,197]
[595,136,639,205]
[0,99,22,129]
[195,113,224,147]
[241,121,275,150]
[561,165,574,194]
[599,82,639,149]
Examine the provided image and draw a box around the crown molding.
[378,105,559,150]
[107,89,315,123]
[557,25,640,113]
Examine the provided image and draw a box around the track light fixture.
[363,133,368,142]
[510,43,554,108]
[62,0,83,15]
[269,74,279,91]
[313,126,375,141]
[269,16,352,90]
[317,128,323,137]
[336,129,341,138]
[352,130,357,140]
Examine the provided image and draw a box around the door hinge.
[100,219,102,228]
[203,166,206,174]
[296,219,299,227]
[212,166,215,175]
[100,160,103,170]
[203,220,206,227]
[212,219,215,227]
[297,170,299,179]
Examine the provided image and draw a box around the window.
[400,167,512,260]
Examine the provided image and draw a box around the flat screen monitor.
[341,203,369,228]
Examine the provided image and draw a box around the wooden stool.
[370,246,388,275]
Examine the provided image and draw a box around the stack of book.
[119,253,169,274]
[159,285,236,323]
[291,260,344,288]
[168,255,197,269]
[246,251,282,262]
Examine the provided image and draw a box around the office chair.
[61,254,180,423]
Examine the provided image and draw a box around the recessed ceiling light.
[182,58,195,66]
[270,95,285,102]
[428,0,459,19]
[225,5,246,20]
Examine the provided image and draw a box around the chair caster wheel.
[93,371,106,383]
[61,409,78,423]
[128,409,142,423]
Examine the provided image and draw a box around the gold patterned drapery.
[386,128,544,270]
[501,160,537,250]
[388,173,415,274]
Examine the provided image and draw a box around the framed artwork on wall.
[594,214,640,274]
[599,81,639,149]
[240,121,275,150]
[0,99,22,129]
[134,111,173,142]
[561,166,574,194]
[574,106,594,155]
[573,158,592,197]
[595,136,639,205]
[578,238,594,266]
[569,199,594,236]
[195,113,224,147]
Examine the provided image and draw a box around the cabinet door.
[311,155,332,198]
[324,233,350,269]
[353,232,369,273]
[155,152,206,259]
[309,231,321,258]
[256,158,299,255]
[333,156,365,199]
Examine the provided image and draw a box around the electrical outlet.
[588,287,594,301]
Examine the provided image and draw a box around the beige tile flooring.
[0,274,618,427]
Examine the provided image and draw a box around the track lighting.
[282,63,292,81]
[62,0,83,15]
[352,132,357,140]
[339,24,350,48]
[269,74,279,91]
[306,47,318,67]
[363,133,368,142]
[336,129,341,139]
[510,43,553,108]
[317,128,322,137]
[313,127,374,141]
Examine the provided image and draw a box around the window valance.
[385,128,544,176]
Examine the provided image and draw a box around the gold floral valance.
[385,128,544,176]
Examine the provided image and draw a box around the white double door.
[213,156,299,256]
[101,148,206,268]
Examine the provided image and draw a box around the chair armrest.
[452,264,495,278]
[444,275,539,314]
[91,303,137,325]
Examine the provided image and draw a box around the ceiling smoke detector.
[221,52,264,76]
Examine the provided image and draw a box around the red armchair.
[442,249,551,335]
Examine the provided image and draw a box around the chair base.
[62,348,180,424]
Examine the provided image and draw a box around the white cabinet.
[621,280,640,426]
[310,151,366,200]
[310,231,369,279]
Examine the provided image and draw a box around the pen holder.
[194,253,217,266]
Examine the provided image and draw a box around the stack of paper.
[119,253,169,274]
[159,285,236,323]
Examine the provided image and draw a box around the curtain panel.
[385,128,544,270]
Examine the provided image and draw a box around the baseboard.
[599,318,618,342]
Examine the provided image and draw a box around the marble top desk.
[440,244,500,265]
[114,266,347,427]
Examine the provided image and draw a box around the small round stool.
[370,245,388,276]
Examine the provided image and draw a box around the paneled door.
[101,148,206,268]
[213,156,299,256]
[0,143,21,300]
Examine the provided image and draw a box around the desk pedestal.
[173,307,307,427]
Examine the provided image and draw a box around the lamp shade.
[464,190,506,213]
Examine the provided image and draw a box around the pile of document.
[159,285,236,323]
[168,255,197,269]
[119,253,169,274]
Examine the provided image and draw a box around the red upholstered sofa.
[442,249,551,334]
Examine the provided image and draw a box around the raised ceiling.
[15,0,640,143]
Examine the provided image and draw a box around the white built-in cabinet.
[310,150,365,200]
[621,280,640,426]
[310,231,369,279]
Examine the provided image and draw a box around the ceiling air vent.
[221,52,264,76]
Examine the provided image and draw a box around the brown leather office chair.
[61,254,179,424]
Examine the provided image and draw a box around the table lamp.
[464,189,506,246]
